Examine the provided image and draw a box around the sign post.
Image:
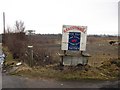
[61,25,88,66]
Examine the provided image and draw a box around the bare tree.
[3,20,27,61]
[14,20,25,33]
[5,26,13,33]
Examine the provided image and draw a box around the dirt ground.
[86,36,118,67]
[41,36,119,67]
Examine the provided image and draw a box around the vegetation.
[2,21,61,67]
[2,20,119,80]
[9,58,120,80]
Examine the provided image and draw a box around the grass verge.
[9,60,120,81]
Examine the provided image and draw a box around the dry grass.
[10,58,120,80]
[4,36,120,80]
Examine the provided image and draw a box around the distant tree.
[14,20,25,33]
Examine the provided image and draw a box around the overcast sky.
[0,0,119,35]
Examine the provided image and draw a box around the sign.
[61,25,87,51]
[68,32,80,50]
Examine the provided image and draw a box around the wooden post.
[60,50,66,66]
[81,51,83,56]
[3,12,5,34]
[64,50,67,55]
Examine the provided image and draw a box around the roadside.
[1,36,120,89]
[2,73,120,88]
[2,56,120,81]
[2,43,120,81]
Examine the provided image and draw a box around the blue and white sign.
[61,25,87,51]
[68,32,81,51]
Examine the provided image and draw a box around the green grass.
[3,46,13,61]
[2,46,19,70]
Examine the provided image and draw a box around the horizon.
[1,31,118,36]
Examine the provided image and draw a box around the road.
[0,43,119,89]
[1,73,119,89]
[0,65,2,90]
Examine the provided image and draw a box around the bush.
[110,59,120,67]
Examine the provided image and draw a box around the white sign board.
[61,25,87,51]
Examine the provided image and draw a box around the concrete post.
[28,46,33,67]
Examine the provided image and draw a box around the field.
[86,36,118,67]
[32,35,119,67]
[3,34,120,80]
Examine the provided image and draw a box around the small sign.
[61,25,87,51]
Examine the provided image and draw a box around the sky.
[0,0,119,35]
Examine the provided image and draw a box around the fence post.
[28,46,33,67]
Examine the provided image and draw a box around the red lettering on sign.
[64,26,86,33]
